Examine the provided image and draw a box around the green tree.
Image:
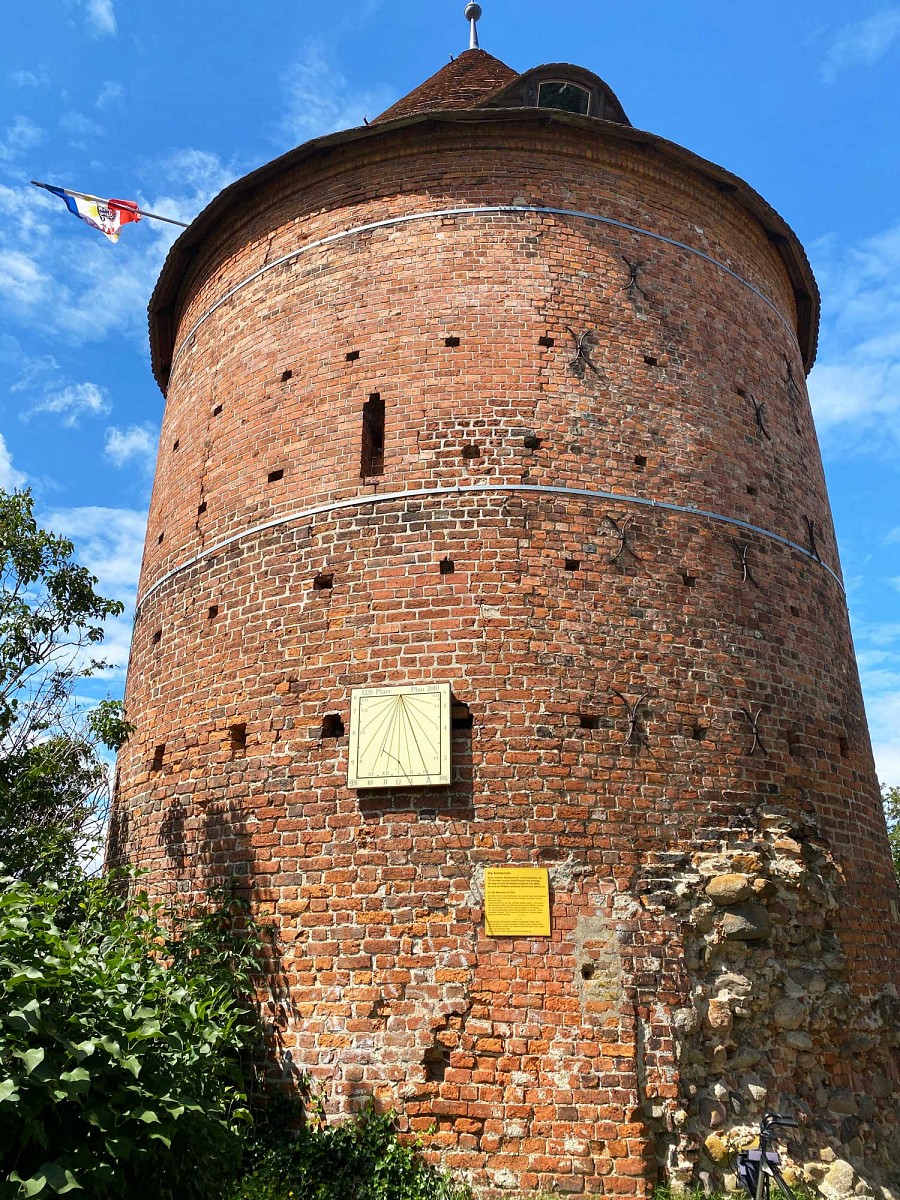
[884,784,900,881]
[0,489,126,880]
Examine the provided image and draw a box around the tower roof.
[373,49,517,123]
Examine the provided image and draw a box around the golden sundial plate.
[348,683,451,788]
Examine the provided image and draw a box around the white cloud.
[821,9,900,82]
[0,115,44,162]
[42,505,147,678]
[104,423,158,471]
[279,44,393,146]
[60,111,105,141]
[84,0,117,37]
[853,619,900,789]
[0,432,27,490]
[25,381,111,427]
[10,68,49,89]
[95,81,123,108]
[807,221,900,455]
[0,250,50,308]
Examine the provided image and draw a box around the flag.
[46,185,142,243]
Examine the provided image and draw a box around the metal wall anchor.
[606,513,641,564]
[740,707,768,757]
[613,690,650,747]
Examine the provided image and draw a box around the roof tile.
[373,49,518,123]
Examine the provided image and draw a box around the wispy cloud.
[43,505,146,678]
[83,0,117,37]
[0,432,27,490]
[278,44,393,147]
[853,617,900,788]
[104,423,158,471]
[10,68,49,89]
[0,115,44,163]
[60,111,105,142]
[821,9,900,82]
[807,222,900,456]
[0,250,50,308]
[25,382,111,427]
[95,81,123,109]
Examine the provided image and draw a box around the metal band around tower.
[168,205,800,375]
[136,483,842,612]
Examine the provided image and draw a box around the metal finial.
[465,2,482,49]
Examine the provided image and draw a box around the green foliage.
[227,1104,472,1200]
[0,489,129,881]
[0,872,262,1199]
[884,785,900,880]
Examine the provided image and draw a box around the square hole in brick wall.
[281,369,293,382]
[151,744,165,770]
[564,558,580,572]
[747,485,758,495]
[452,701,473,731]
[439,557,455,575]
[157,532,164,545]
[461,444,481,460]
[523,435,542,450]
[423,1044,450,1083]
[692,724,706,741]
[539,335,555,347]
[152,629,162,645]
[208,605,219,620]
[644,355,658,367]
[230,723,247,757]
[838,736,850,759]
[579,713,599,730]
[313,573,334,590]
[444,336,460,347]
[321,713,345,738]
[267,468,284,483]
[213,403,223,416]
[634,455,647,468]
[345,350,360,362]
[198,501,207,515]
[681,572,696,587]
[173,438,180,451]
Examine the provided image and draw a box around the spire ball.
[465,2,482,50]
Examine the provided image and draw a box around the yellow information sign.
[484,867,551,937]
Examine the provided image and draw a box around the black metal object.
[804,516,821,563]
[732,539,760,588]
[565,326,600,374]
[606,514,641,564]
[740,707,769,758]
[622,257,646,300]
[612,690,650,747]
[750,394,772,441]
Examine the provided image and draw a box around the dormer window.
[537,80,591,115]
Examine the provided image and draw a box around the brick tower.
[114,15,900,1197]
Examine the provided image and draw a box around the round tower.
[114,24,900,1198]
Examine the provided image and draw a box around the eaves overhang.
[148,109,820,394]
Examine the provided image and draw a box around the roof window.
[537,80,591,115]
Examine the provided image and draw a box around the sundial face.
[348,683,451,789]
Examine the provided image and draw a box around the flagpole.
[31,180,190,228]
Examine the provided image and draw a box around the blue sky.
[1,0,898,785]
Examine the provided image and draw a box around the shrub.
[0,872,261,1198]
[228,1103,472,1200]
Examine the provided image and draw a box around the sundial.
[348,683,451,789]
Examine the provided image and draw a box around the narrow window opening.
[461,444,481,460]
[152,629,162,646]
[452,702,473,731]
[439,557,455,575]
[151,744,165,771]
[579,713,599,730]
[172,438,180,451]
[423,1045,450,1083]
[444,336,460,347]
[198,501,207,515]
[208,605,219,620]
[523,435,542,450]
[537,80,591,115]
[644,355,658,367]
[345,350,360,362]
[634,454,647,468]
[281,369,293,382]
[213,403,223,416]
[229,723,247,757]
[747,485,758,496]
[361,393,385,477]
[538,335,555,348]
[313,573,334,591]
[321,713,345,739]
[564,558,581,572]
[838,736,850,759]
[681,573,696,588]
[157,532,164,545]
[267,468,284,483]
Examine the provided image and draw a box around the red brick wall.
[114,120,900,1196]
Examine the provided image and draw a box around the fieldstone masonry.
[113,48,899,1198]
